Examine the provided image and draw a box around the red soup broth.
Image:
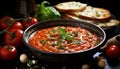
[28,26,100,53]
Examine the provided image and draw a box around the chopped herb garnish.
[43,39,47,45]
[96,11,100,17]
[74,33,78,37]
[58,45,64,49]
[78,5,81,7]
[57,39,62,44]
[51,30,56,33]
[50,37,54,40]
[94,41,99,45]
[50,43,56,46]
[73,40,82,44]
[50,33,54,37]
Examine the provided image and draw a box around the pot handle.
[100,34,120,50]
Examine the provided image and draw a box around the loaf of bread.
[54,1,87,12]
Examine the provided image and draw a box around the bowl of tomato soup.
[23,18,106,63]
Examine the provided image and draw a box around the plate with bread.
[54,1,120,30]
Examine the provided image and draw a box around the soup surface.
[29,26,100,53]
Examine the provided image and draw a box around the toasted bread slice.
[54,1,87,12]
[62,14,94,22]
[68,6,111,20]
[62,13,120,29]
[62,14,80,20]
[97,19,120,28]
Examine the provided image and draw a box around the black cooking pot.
[23,18,106,64]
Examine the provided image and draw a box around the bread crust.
[54,1,87,12]
[62,14,80,20]
[62,13,95,22]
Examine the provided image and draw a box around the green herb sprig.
[58,27,73,41]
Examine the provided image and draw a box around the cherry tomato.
[11,21,23,30]
[4,29,23,48]
[22,17,38,30]
[0,45,17,61]
[0,16,14,30]
[106,45,120,59]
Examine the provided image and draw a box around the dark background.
[0,0,120,20]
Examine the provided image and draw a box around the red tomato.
[0,16,14,30]
[22,17,38,30]
[106,45,120,59]
[4,29,23,48]
[11,21,23,30]
[0,45,17,61]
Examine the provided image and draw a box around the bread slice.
[62,13,94,23]
[97,19,120,28]
[62,13,120,29]
[68,6,111,21]
[54,1,87,12]
[62,14,80,20]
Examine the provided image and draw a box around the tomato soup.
[28,26,100,53]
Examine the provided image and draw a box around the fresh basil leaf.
[58,27,73,41]
[65,33,73,41]
[34,1,61,21]
[58,27,66,35]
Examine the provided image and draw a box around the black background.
[0,0,120,20]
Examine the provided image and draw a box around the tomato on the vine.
[0,16,14,30]
[4,29,23,48]
[0,45,17,61]
[22,17,38,30]
[105,45,120,59]
[11,21,23,30]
